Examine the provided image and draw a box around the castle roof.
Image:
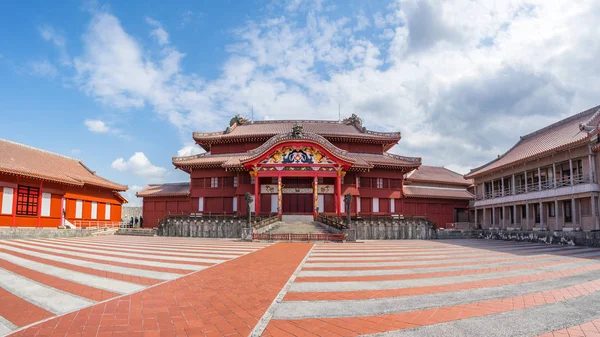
[0,138,127,191]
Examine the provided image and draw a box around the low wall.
[0,227,93,240]
[346,218,436,240]
[157,216,247,238]
[435,229,481,239]
[480,229,600,247]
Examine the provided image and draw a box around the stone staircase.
[115,228,157,236]
[266,217,336,235]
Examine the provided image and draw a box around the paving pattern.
[0,236,270,337]
[4,237,600,336]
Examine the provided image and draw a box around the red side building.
[0,139,128,228]
[138,115,473,228]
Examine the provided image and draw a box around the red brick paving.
[537,318,600,336]
[8,242,313,337]
[0,288,53,328]
[285,262,600,301]
[266,278,600,337]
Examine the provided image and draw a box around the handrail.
[480,173,595,200]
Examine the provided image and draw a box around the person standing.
[139,216,144,228]
[134,217,139,227]
[129,217,134,228]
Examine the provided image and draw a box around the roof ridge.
[520,104,600,140]
[0,138,80,161]
[148,182,190,186]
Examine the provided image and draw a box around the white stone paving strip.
[15,240,227,264]
[0,268,93,314]
[0,244,183,280]
[288,259,600,292]
[298,252,600,277]
[0,252,146,294]
[364,289,600,337]
[274,267,600,319]
[32,240,243,259]
[0,316,17,336]
[303,256,516,268]
[1,242,206,270]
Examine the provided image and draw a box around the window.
[390,179,402,189]
[564,201,572,223]
[549,202,555,217]
[105,203,111,220]
[41,193,51,217]
[210,177,219,188]
[534,204,540,223]
[75,200,83,219]
[376,178,383,189]
[521,205,526,218]
[16,186,39,216]
[91,202,97,219]
[1,187,14,215]
[233,176,239,188]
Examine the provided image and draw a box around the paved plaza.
[2,238,600,336]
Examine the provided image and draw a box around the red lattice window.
[16,186,39,216]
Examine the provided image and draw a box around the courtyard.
[1,237,600,336]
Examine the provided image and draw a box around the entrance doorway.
[282,194,313,214]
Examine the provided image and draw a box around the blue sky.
[1,0,599,205]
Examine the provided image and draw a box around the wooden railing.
[252,214,280,230]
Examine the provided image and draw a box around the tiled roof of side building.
[466,105,600,178]
[0,138,127,191]
[405,165,473,186]
[403,185,474,200]
[136,182,190,197]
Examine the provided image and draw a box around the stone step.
[266,221,333,234]
[115,229,157,236]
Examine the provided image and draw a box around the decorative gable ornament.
[290,122,304,138]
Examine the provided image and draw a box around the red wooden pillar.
[254,172,260,215]
[37,180,43,227]
[313,176,318,219]
[335,174,342,216]
[277,174,282,219]
[11,178,18,227]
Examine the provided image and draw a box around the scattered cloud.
[27,60,58,78]
[84,119,110,133]
[146,17,169,46]
[71,148,81,155]
[121,184,143,207]
[177,145,204,157]
[111,152,167,180]
[53,1,600,173]
[38,25,70,65]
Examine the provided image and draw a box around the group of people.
[128,216,143,228]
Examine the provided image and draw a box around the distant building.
[0,139,127,228]
[138,115,473,228]
[466,105,600,231]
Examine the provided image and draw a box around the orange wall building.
[0,139,127,228]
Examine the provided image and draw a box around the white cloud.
[84,119,110,133]
[67,1,600,171]
[71,148,81,155]
[27,60,58,78]
[38,25,70,65]
[111,152,167,180]
[121,185,143,207]
[177,145,204,157]
[146,17,169,46]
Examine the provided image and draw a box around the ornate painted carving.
[290,122,304,138]
[261,146,336,165]
[229,114,249,127]
[261,184,334,194]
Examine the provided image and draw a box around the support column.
[313,176,318,219]
[589,153,595,183]
[539,200,544,229]
[335,171,343,216]
[483,208,487,228]
[570,158,574,185]
[277,175,282,219]
[501,177,505,196]
[555,199,559,230]
[475,208,478,227]
[37,180,43,228]
[491,207,495,227]
[526,203,530,229]
[553,163,557,188]
[592,193,598,230]
[571,197,576,226]
[513,204,517,227]
[538,167,542,191]
[11,182,17,227]
[524,171,528,193]
[491,180,495,198]
[253,172,260,215]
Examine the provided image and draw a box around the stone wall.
[435,229,481,239]
[157,216,247,238]
[122,206,142,222]
[346,218,436,240]
[0,228,93,240]
[480,229,600,247]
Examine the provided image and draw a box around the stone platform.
[3,237,600,336]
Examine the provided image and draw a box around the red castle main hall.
[138,115,473,228]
